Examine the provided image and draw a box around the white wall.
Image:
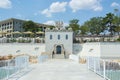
[0,43,45,56]
[100,42,120,58]
[80,43,101,58]
[69,54,79,62]
[45,32,73,54]
[79,42,120,59]
[1,42,120,59]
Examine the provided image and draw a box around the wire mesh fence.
[87,56,120,80]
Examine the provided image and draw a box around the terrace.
[0,57,104,80]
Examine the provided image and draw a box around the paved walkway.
[18,59,104,80]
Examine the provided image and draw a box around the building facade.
[0,18,24,37]
[45,22,73,59]
[0,18,50,37]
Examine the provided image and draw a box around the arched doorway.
[56,45,61,54]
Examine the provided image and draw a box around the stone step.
[53,54,65,59]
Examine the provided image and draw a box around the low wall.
[69,54,79,62]
[73,44,82,55]
[100,42,120,58]
[0,43,45,56]
[79,42,120,59]
[1,42,120,59]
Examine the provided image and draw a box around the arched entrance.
[52,44,66,59]
[56,45,61,54]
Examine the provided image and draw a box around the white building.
[45,21,73,59]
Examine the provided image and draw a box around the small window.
[66,35,68,40]
[50,35,52,40]
[10,22,12,24]
[58,35,60,40]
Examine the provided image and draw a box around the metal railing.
[0,37,45,43]
[87,56,120,80]
[0,56,29,80]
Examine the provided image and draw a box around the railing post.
[103,60,106,79]
[87,56,90,69]
[26,56,29,69]
[8,60,10,79]
[5,60,8,80]
[94,57,96,73]
[6,60,9,80]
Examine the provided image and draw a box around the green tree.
[102,13,115,35]
[115,26,120,35]
[23,20,39,33]
[79,26,89,35]
[112,16,119,34]
[69,19,80,34]
[48,25,55,30]
[83,17,103,35]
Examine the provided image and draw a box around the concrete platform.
[18,59,104,80]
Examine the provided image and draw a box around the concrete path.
[18,59,104,80]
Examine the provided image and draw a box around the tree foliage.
[69,19,80,34]
[102,13,115,35]
[23,20,39,33]
[79,26,89,35]
[48,25,55,30]
[113,16,120,35]
[83,17,103,35]
[80,12,120,35]
[24,11,120,36]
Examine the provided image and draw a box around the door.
[56,45,61,54]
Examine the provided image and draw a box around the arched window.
[66,34,68,40]
[58,35,60,40]
[50,35,52,40]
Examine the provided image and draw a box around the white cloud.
[111,2,120,7]
[0,0,12,9]
[41,9,52,17]
[41,2,67,17]
[69,0,102,12]
[49,2,67,13]
[15,14,28,20]
[44,20,69,27]
[16,14,25,19]
[44,20,55,25]
[64,22,69,27]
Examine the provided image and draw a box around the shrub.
[117,38,120,41]
[10,39,16,42]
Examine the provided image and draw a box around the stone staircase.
[53,54,65,59]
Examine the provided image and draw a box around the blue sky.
[0,0,120,26]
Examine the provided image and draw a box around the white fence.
[0,37,45,43]
[87,56,120,80]
[0,56,29,80]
